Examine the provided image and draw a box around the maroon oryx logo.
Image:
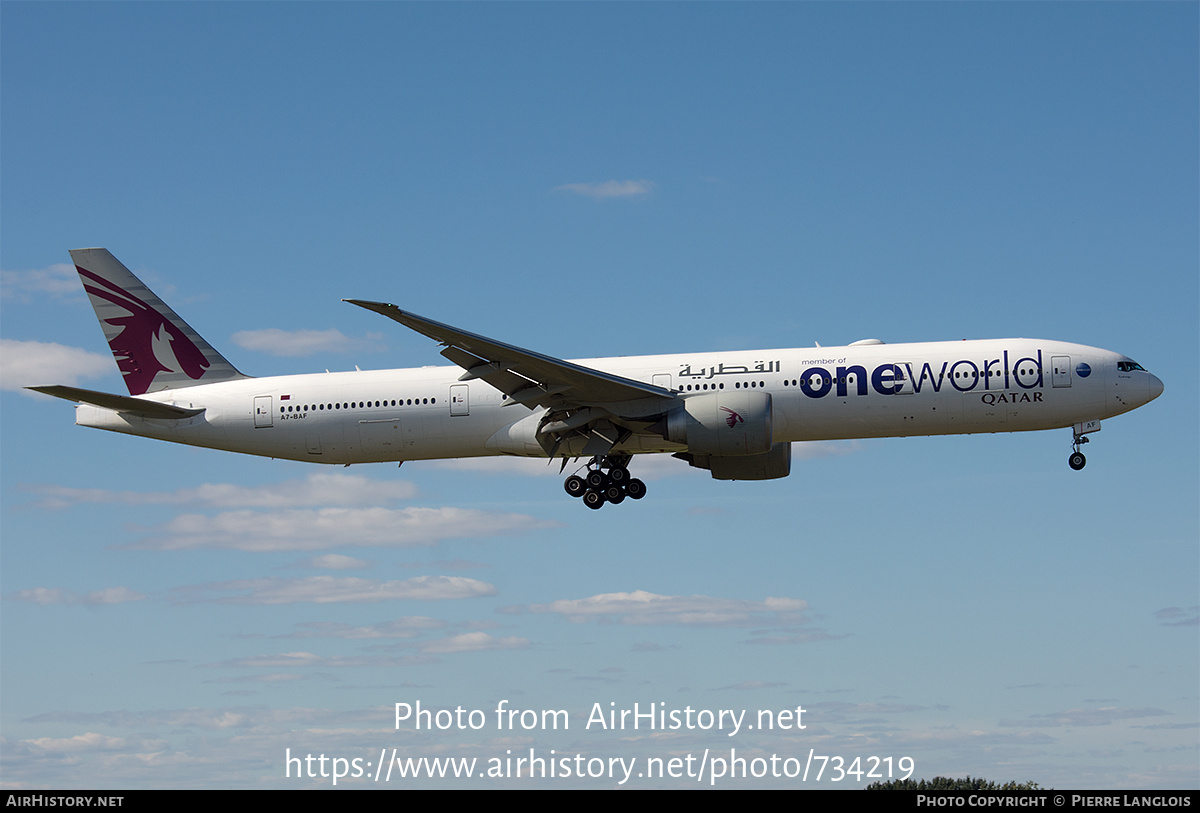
[78,267,210,395]
[720,407,744,429]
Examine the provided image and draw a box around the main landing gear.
[563,455,647,509]
[1068,433,1089,471]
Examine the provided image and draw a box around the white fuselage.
[73,338,1161,467]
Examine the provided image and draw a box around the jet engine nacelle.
[685,441,792,480]
[667,390,773,456]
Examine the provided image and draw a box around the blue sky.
[2,2,1196,789]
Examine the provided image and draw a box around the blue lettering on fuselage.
[795,349,1044,399]
[908,360,948,393]
[799,368,833,398]
[837,365,868,397]
[872,363,904,395]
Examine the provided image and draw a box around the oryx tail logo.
[78,267,210,395]
[720,407,744,429]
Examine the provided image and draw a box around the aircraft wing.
[28,385,205,419]
[345,300,676,411]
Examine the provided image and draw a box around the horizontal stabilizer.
[27,385,205,419]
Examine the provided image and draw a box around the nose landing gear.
[563,455,646,509]
[1068,433,1089,470]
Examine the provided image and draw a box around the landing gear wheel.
[1069,432,1090,471]
[564,475,586,498]
[567,454,641,507]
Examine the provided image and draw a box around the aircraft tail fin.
[69,248,249,395]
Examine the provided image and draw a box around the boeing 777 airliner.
[31,249,1164,509]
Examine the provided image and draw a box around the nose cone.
[1149,373,1164,402]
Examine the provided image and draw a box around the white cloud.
[1004,707,1172,728]
[553,179,655,199]
[0,339,111,392]
[432,453,704,481]
[419,632,530,654]
[231,328,385,357]
[82,587,147,605]
[9,587,69,605]
[0,264,80,302]
[399,558,490,572]
[130,505,554,551]
[1153,606,1199,627]
[206,673,307,684]
[23,732,152,752]
[429,443,858,479]
[218,651,324,668]
[175,575,497,604]
[307,554,369,570]
[213,651,435,669]
[630,641,673,652]
[9,586,146,606]
[430,457,566,477]
[23,706,353,731]
[25,472,418,510]
[510,589,809,628]
[285,618,446,639]
[748,631,850,645]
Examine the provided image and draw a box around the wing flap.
[439,345,545,400]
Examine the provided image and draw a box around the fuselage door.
[450,384,469,416]
[1052,355,1072,388]
[253,395,273,427]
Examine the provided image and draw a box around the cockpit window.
[1117,361,1147,372]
